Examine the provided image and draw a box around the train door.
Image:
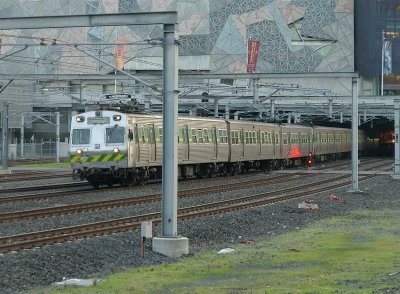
[272,131,276,158]
[211,127,218,159]
[183,125,189,160]
[132,124,140,162]
[240,128,245,159]
[148,124,156,162]
[128,125,138,164]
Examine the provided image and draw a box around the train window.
[204,129,209,143]
[261,132,265,144]
[191,128,197,143]
[341,134,346,142]
[245,131,249,144]
[197,129,204,144]
[149,128,155,144]
[328,134,333,142]
[134,125,139,143]
[221,129,228,144]
[267,132,272,144]
[106,126,125,144]
[210,129,216,143]
[128,129,134,142]
[275,133,279,144]
[140,127,146,143]
[231,130,239,145]
[256,131,260,144]
[72,129,90,145]
[182,128,188,143]
[283,133,288,145]
[158,128,163,143]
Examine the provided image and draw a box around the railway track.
[0,169,386,254]
[0,171,71,183]
[0,159,389,220]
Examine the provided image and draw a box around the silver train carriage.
[69,110,366,188]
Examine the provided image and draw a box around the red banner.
[247,40,260,73]
[115,39,127,70]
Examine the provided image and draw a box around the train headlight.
[113,114,122,121]
[76,149,83,155]
[76,116,85,123]
[113,147,120,153]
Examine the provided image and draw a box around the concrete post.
[253,78,259,104]
[394,98,400,178]
[287,113,291,124]
[153,23,189,258]
[2,103,9,170]
[234,112,239,120]
[56,112,60,163]
[340,112,343,124]
[350,77,360,192]
[161,23,178,237]
[225,104,230,120]
[270,99,275,119]
[214,100,219,118]
[20,114,24,158]
[328,98,333,118]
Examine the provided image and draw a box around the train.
[379,130,394,153]
[69,106,367,188]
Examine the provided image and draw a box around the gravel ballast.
[0,169,399,294]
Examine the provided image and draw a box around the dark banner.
[247,40,260,73]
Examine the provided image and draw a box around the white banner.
[383,40,392,74]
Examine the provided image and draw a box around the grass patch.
[31,209,400,293]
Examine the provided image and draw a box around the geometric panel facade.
[0,0,354,75]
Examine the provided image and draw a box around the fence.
[0,141,69,161]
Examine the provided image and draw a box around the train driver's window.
[72,129,90,145]
[106,126,125,144]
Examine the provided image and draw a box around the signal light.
[113,114,122,121]
[306,152,313,167]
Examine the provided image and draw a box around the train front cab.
[69,110,129,187]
